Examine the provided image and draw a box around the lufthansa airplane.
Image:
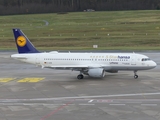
[11,29,157,79]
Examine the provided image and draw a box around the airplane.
[11,28,157,79]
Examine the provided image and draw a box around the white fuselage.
[11,52,157,71]
[11,28,157,79]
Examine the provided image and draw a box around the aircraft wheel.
[77,74,84,79]
[134,75,138,79]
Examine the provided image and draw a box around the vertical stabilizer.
[13,28,40,53]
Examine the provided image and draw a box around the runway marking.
[1,93,160,104]
[23,103,34,106]
[43,104,68,106]
[30,92,160,100]
[17,78,44,82]
[0,78,15,82]
[109,104,126,106]
[88,100,94,103]
[79,104,95,106]
[141,104,157,106]
[40,102,71,120]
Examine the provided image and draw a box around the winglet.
[13,28,40,54]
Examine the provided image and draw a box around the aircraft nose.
[152,61,157,68]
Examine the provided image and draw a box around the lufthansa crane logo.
[17,36,27,47]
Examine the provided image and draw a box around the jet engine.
[88,68,105,78]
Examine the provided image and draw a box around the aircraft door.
[35,55,40,65]
[131,55,136,65]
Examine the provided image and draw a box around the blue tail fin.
[13,28,40,54]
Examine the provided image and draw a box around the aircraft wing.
[44,64,110,70]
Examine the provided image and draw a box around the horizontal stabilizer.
[11,54,27,59]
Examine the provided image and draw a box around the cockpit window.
[141,58,151,61]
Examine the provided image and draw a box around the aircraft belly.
[110,66,152,70]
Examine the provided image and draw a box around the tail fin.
[13,28,40,54]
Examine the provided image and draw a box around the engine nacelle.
[88,68,105,78]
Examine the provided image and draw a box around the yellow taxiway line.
[17,78,44,82]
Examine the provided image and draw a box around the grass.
[0,10,160,51]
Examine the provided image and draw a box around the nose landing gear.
[134,71,138,79]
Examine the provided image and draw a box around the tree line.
[0,0,160,15]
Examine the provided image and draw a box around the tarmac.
[0,52,160,120]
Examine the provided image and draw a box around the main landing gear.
[134,71,138,79]
[77,74,84,79]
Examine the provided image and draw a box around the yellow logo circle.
[17,36,27,47]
